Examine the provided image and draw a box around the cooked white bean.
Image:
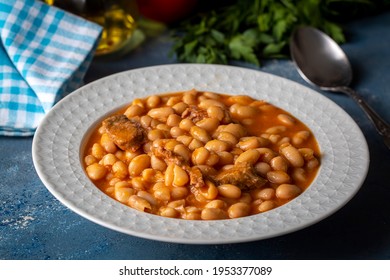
[207,105,225,121]
[292,131,311,145]
[217,184,241,199]
[265,125,286,134]
[255,162,271,176]
[179,118,194,131]
[235,149,260,165]
[299,148,315,160]
[112,161,128,179]
[196,118,219,132]
[205,152,219,166]
[256,148,276,163]
[137,190,157,206]
[258,201,276,212]
[173,165,189,187]
[114,186,134,203]
[166,114,182,127]
[217,151,234,165]
[277,114,295,125]
[148,107,174,122]
[167,199,186,209]
[205,200,227,209]
[192,147,210,165]
[233,105,259,118]
[131,177,145,190]
[270,156,288,171]
[199,181,218,200]
[148,129,166,141]
[129,154,150,177]
[268,134,281,144]
[125,105,144,118]
[165,164,174,187]
[267,170,290,184]
[171,187,189,200]
[280,144,304,167]
[141,168,156,183]
[278,137,291,146]
[159,206,179,218]
[199,99,225,109]
[182,89,197,104]
[86,163,107,180]
[257,188,276,200]
[203,91,220,99]
[100,133,117,153]
[291,167,306,182]
[150,155,167,171]
[146,95,161,108]
[217,131,238,147]
[205,139,230,152]
[128,195,152,212]
[176,135,193,146]
[276,184,302,200]
[237,137,261,150]
[169,126,184,138]
[190,126,211,143]
[152,183,170,201]
[307,157,320,170]
[228,95,254,105]
[184,207,201,220]
[166,96,182,106]
[173,144,191,162]
[223,123,246,138]
[239,192,252,204]
[188,138,203,150]
[102,153,117,166]
[91,143,106,159]
[228,202,250,218]
[201,208,228,220]
[84,155,97,166]
[172,102,188,114]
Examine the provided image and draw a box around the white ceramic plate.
[32,64,369,244]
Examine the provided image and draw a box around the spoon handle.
[339,86,390,149]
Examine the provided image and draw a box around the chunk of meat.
[213,162,267,191]
[189,166,206,189]
[150,145,188,166]
[150,145,210,189]
[181,105,208,123]
[102,115,146,152]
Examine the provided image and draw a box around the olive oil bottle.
[43,0,138,56]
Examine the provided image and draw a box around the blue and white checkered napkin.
[0,0,102,136]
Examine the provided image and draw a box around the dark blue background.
[1,11,390,260]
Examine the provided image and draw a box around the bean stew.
[83,90,321,220]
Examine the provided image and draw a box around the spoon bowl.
[290,26,390,148]
[290,27,352,89]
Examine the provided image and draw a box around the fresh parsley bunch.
[171,0,380,66]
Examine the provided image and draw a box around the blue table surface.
[1,12,390,260]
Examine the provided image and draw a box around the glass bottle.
[43,0,138,56]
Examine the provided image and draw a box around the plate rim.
[32,63,370,244]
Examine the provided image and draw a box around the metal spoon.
[290,26,390,149]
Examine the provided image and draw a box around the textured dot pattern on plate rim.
[32,64,369,244]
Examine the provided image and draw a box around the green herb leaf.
[170,0,384,65]
[263,41,287,56]
[323,21,346,43]
[229,34,260,66]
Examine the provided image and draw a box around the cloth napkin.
[0,0,102,136]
